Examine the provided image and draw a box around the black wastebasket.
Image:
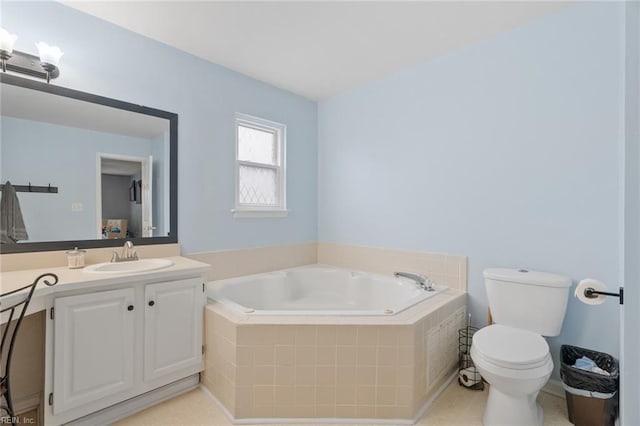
[560,345,619,426]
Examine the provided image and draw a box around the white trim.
[231,209,289,218]
[96,152,152,238]
[13,392,41,416]
[412,370,459,423]
[65,374,199,426]
[234,112,287,215]
[235,112,285,130]
[95,154,102,239]
[200,385,236,422]
[237,160,278,170]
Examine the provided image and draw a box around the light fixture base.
[2,49,59,82]
[0,50,11,72]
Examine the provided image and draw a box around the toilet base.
[483,386,543,426]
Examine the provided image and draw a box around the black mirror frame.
[0,73,178,253]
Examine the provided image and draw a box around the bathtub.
[206,264,446,316]
[204,264,467,423]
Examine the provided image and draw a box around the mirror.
[0,74,177,253]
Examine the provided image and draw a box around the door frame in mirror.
[0,73,178,253]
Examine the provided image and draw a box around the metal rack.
[0,183,58,194]
[458,314,484,390]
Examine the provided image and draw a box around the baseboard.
[542,378,566,399]
[412,370,459,422]
[200,385,236,422]
[66,374,199,426]
[13,393,40,415]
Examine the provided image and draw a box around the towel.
[0,181,29,243]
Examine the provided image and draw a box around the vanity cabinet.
[144,279,203,382]
[45,274,206,425]
[52,288,136,414]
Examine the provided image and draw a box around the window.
[233,113,287,218]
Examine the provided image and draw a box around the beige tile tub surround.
[186,242,317,281]
[0,243,180,272]
[186,242,466,288]
[203,290,467,422]
[2,242,465,284]
[317,243,467,291]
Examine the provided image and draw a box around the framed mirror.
[0,74,177,253]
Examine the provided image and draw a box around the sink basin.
[84,258,174,274]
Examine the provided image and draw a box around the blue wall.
[1,1,318,253]
[1,117,154,242]
[318,3,624,374]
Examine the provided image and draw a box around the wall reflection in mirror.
[0,75,177,252]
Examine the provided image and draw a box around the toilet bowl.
[471,324,553,425]
[472,268,571,426]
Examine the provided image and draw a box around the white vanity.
[0,256,209,425]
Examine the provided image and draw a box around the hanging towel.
[0,181,29,243]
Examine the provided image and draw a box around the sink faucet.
[111,241,139,263]
[394,271,435,291]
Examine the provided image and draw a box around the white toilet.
[470,268,571,426]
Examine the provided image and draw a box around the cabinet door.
[144,278,203,382]
[53,288,135,414]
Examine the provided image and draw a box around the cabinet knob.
[127,305,134,311]
[148,300,155,307]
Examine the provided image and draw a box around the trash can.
[560,345,619,426]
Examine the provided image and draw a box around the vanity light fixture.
[0,28,63,83]
[0,28,17,72]
[35,42,63,83]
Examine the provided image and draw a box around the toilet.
[470,268,571,426]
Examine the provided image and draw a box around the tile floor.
[115,380,572,426]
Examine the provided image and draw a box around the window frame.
[233,113,288,218]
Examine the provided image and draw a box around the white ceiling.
[1,83,168,139]
[62,1,569,101]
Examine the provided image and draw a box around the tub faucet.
[111,241,139,263]
[394,271,434,291]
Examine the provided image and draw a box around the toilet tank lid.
[484,268,571,288]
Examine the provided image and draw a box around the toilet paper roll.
[459,367,481,387]
[575,279,607,305]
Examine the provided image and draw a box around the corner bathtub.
[206,264,446,316]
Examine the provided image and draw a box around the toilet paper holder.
[583,286,624,305]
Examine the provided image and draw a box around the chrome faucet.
[394,271,435,291]
[111,241,139,263]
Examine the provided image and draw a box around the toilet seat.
[473,324,550,370]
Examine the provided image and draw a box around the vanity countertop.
[0,256,210,311]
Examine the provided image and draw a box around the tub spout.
[394,271,434,291]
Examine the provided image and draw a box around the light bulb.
[0,28,17,53]
[35,41,63,66]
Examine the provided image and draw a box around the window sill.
[231,209,289,219]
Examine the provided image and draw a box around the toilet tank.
[484,268,572,336]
